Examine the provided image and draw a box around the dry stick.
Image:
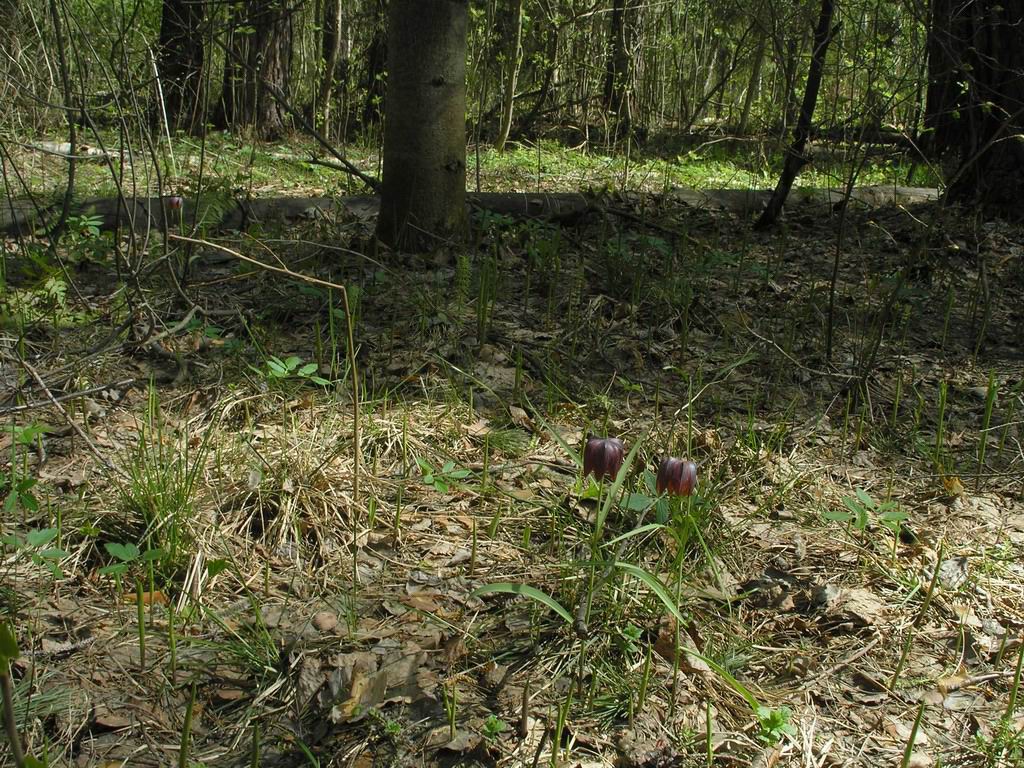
[0,378,137,415]
[16,358,128,479]
[167,234,361,509]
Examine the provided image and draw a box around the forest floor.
[1,137,1023,768]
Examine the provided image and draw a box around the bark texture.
[926,0,1024,216]
[376,0,468,250]
[156,0,206,134]
[602,0,631,132]
[214,0,293,139]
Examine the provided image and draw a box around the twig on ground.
[15,358,128,479]
[0,378,137,415]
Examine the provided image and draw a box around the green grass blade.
[615,562,761,712]
[471,583,573,624]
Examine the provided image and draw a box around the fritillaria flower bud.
[583,435,625,482]
[656,457,698,496]
[166,196,183,211]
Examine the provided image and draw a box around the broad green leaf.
[141,548,166,562]
[26,528,58,547]
[37,548,69,560]
[105,541,140,562]
[855,488,874,508]
[471,583,573,624]
[207,559,230,578]
[284,356,302,370]
[98,563,128,577]
[623,492,655,512]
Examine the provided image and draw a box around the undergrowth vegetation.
[0,140,1021,768]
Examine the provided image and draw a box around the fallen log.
[0,186,938,239]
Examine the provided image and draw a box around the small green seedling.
[755,705,797,744]
[824,488,907,544]
[415,457,472,494]
[1,528,69,579]
[482,713,506,741]
[254,355,330,386]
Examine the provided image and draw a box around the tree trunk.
[214,0,292,138]
[495,0,524,152]
[755,0,837,230]
[0,0,21,59]
[316,0,343,135]
[155,0,206,135]
[738,32,766,134]
[375,0,468,250]
[926,0,1024,216]
[602,0,631,133]
[244,0,292,139]
[214,3,247,129]
[361,0,387,129]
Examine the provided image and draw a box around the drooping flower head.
[583,435,625,482]
[166,195,184,211]
[656,457,698,496]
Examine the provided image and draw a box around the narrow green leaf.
[615,562,684,623]
[524,401,582,467]
[0,621,19,661]
[606,522,665,545]
[471,583,573,624]
[613,562,761,711]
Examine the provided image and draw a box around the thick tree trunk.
[375,0,468,250]
[926,0,1024,216]
[243,0,292,139]
[155,0,206,135]
[361,1,387,129]
[214,0,292,138]
[495,0,524,152]
[602,0,631,132]
[214,3,247,129]
[755,0,837,230]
